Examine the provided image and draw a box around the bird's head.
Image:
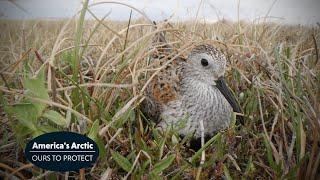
[185,44,243,120]
[186,44,227,85]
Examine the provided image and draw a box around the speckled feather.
[142,29,240,139]
[143,49,235,138]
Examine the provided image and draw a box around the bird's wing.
[142,22,182,122]
[142,58,184,122]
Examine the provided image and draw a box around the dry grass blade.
[0,162,26,179]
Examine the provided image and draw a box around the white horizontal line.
[29,151,96,153]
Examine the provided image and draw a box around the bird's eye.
[201,58,209,67]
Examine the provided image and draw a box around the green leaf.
[24,68,49,100]
[263,134,282,175]
[5,103,38,131]
[32,129,44,137]
[191,133,221,163]
[158,137,166,160]
[12,123,33,147]
[263,134,275,168]
[38,125,59,133]
[88,120,99,139]
[111,150,133,172]
[95,136,106,159]
[114,108,134,128]
[42,110,67,127]
[171,134,179,145]
[223,164,233,180]
[151,154,175,175]
[88,120,106,158]
[23,68,49,116]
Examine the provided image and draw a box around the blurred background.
[0,0,320,24]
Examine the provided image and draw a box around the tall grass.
[0,4,319,179]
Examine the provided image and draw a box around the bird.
[141,28,242,149]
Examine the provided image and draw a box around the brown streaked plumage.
[141,27,243,147]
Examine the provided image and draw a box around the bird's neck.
[181,77,213,94]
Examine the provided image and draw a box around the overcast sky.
[0,0,319,24]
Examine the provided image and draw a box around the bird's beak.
[215,76,243,122]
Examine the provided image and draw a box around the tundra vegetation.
[0,2,319,179]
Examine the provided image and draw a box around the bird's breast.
[180,81,233,136]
